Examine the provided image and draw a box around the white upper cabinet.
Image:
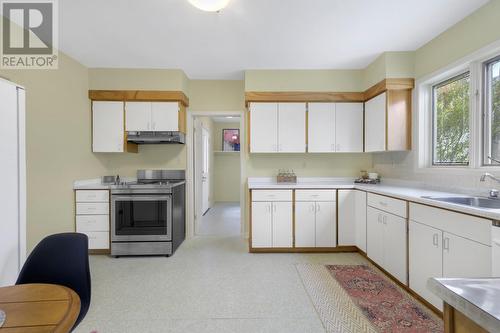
[308,103,335,152]
[126,102,150,131]
[278,103,306,152]
[92,101,124,153]
[308,102,363,153]
[336,103,363,152]
[364,92,386,152]
[151,102,179,131]
[250,103,278,153]
[125,102,179,132]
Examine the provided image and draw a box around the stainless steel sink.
[421,196,500,209]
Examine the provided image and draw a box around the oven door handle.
[112,195,171,201]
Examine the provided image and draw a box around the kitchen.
[1,0,500,332]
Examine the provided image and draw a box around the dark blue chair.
[16,233,91,329]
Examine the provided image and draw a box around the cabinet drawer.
[367,193,407,218]
[76,190,109,202]
[76,202,109,215]
[76,215,109,232]
[295,190,336,202]
[410,203,492,246]
[252,190,292,202]
[82,231,109,250]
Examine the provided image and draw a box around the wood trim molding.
[245,78,415,105]
[364,78,415,101]
[89,90,189,107]
[245,91,365,105]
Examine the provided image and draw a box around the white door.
[364,92,386,152]
[336,103,363,152]
[278,103,306,152]
[315,202,336,247]
[295,202,316,247]
[251,202,272,248]
[250,103,278,152]
[92,101,124,152]
[443,232,491,278]
[151,102,178,131]
[366,207,384,265]
[125,102,150,131]
[0,81,23,287]
[201,127,210,214]
[383,213,407,284]
[355,190,367,252]
[308,103,335,152]
[272,202,293,248]
[338,190,356,245]
[409,220,443,310]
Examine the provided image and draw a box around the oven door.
[111,195,172,242]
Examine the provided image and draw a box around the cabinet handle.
[443,237,450,251]
[379,201,388,207]
[382,215,387,225]
[316,204,320,212]
[432,233,439,247]
[310,204,315,212]
[377,214,382,223]
[336,143,340,151]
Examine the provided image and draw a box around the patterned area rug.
[296,264,443,333]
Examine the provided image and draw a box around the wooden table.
[0,283,80,333]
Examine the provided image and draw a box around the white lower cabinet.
[251,202,273,248]
[338,190,367,250]
[409,220,443,310]
[409,203,492,310]
[367,206,407,284]
[272,202,293,247]
[75,190,110,250]
[251,190,293,248]
[295,190,336,248]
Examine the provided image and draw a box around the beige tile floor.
[75,204,369,333]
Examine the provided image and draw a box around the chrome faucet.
[480,173,500,198]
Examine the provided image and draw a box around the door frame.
[186,110,246,238]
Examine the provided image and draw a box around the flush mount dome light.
[188,0,231,12]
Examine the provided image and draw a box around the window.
[483,56,500,165]
[432,72,471,166]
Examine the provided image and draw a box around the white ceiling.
[59,0,489,79]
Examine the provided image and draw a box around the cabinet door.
[336,103,363,152]
[355,190,367,252]
[315,202,336,247]
[443,232,491,278]
[151,102,179,131]
[92,101,124,153]
[250,103,278,153]
[364,92,386,152]
[409,220,443,310]
[125,102,151,131]
[278,103,306,152]
[308,103,335,152]
[366,207,384,265]
[272,202,293,248]
[338,190,355,246]
[251,202,272,248]
[295,202,316,247]
[383,213,407,284]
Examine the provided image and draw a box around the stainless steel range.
[110,170,185,257]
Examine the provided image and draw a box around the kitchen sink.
[421,196,500,209]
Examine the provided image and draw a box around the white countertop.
[73,177,136,190]
[248,177,500,220]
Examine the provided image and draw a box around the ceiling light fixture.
[187,0,231,12]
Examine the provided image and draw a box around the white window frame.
[482,55,500,166]
[415,39,500,174]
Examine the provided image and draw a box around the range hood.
[127,131,185,144]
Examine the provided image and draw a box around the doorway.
[191,114,243,237]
